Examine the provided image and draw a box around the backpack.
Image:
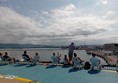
[84,61,91,70]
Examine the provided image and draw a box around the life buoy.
[5,75,16,79]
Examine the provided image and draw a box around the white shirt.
[33,55,40,62]
[51,56,58,64]
[72,57,81,67]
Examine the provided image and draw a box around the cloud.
[43,4,117,36]
[0,4,118,45]
[0,6,44,44]
[100,0,109,5]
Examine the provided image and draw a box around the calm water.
[0,48,107,65]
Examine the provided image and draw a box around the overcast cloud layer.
[0,0,118,45]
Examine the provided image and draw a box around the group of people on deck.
[51,42,102,70]
[51,52,101,70]
[21,51,40,65]
[0,51,40,65]
[0,50,100,70]
[0,42,118,72]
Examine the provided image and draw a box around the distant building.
[103,43,118,51]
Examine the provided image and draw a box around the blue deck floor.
[0,64,118,83]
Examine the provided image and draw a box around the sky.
[0,0,118,45]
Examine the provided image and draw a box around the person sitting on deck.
[51,52,58,65]
[72,53,83,68]
[22,51,30,62]
[90,54,101,70]
[57,52,61,64]
[32,53,40,65]
[0,53,3,61]
[0,52,12,64]
[63,55,69,66]
[2,52,12,62]
[0,53,10,65]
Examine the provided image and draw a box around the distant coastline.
[0,43,102,49]
[0,44,62,49]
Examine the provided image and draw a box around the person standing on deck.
[68,43,75,65]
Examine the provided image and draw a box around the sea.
[0,48,107,65]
